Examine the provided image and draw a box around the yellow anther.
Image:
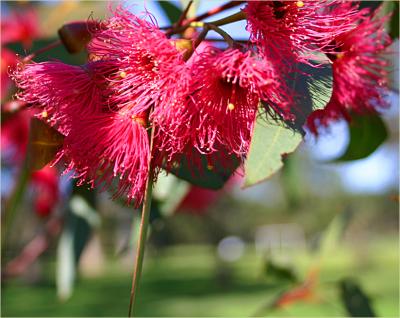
[227,103,235,111]
[336,52,344,59]
[296,1,304,8]
[207,165,213,170]
[190,21,204,28]
[41,111,48,118]
[119,71,127,78]
[131,115,147,127]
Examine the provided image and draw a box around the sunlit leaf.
[245,63,333,187]
[244,117,302,187]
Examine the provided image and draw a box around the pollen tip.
[119,71,127,78]
[296,1,304,8]
[227,103,235,111]
[41,110,48,118]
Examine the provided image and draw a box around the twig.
[165,1,245,35]
[176,0,194,28]
[22,39,62,63]
[169,11,247,37]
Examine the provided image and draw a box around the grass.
[2,237,399,317]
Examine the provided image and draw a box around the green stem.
[22,39,62,63]
[169,10,246,36]
[207,11,247,26]
[128,127,155,317]
[207,24,235,47]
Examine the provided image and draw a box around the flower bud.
[58,21,99,54]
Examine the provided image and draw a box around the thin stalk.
[194,27,209,46]
[22,39,62,63]
[207,24,235,47]
[128,127,155,317]
[163,0,244,32]
[168,9,246,36]
[207,11,247,26]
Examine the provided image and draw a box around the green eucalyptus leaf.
[384,1,399,39]
[244,116,302,187]
[157,1,182,24]
[335,113,388,161]
[169,149,240,189]
[390,2,399,38]
[286,63,333,135]
[245,62,332,187]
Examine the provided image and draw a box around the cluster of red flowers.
[11,1,391,206]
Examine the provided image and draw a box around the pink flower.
[87,6,190,118]
[12,58,152,205]
[1,8,41,48]
[157,48,291,160]
[244,1,362,69]
[307,10,391,133]
[12,61,103,135]
[60,111,150,207]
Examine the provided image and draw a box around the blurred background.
[1,1,399,317]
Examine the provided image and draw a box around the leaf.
[286,62,333,134]
[359,1,382,12]
[384,1,399,39]
[340,278,376,317]
[28,118,64,171]
[245,62,332,187]
[170,149,240,189]
[389,2,399,38]
[157,1,182,24]
[264,259,298,283]
[244,117,303,187]
[335,113,388,161]
[248,63,332,188]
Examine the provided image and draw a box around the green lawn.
[2,238,399,317]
